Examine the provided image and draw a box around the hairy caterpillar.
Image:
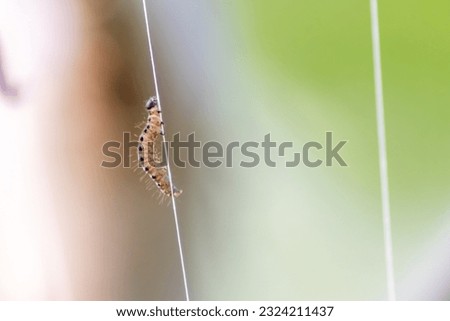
[137,96,182,198]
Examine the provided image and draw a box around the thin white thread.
[370,0,396,301]
[142,0,190,301]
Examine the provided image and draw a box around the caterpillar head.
[145,96,158,110]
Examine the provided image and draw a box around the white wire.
[370,0,396,301]
[142,0,190,301]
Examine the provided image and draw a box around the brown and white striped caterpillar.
[137,96,182,198]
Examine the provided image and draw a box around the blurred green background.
[145,0,450,300]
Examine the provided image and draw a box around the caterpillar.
[137,96,182,198]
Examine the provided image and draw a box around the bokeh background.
[0,0,449,300]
